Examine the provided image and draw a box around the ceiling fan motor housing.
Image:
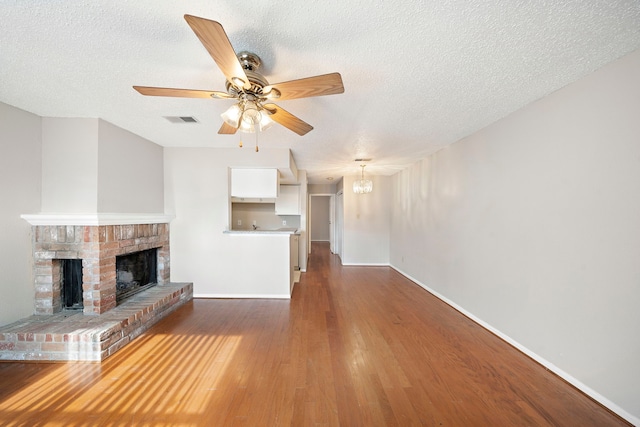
[237,51,261,71]
[226,51,270,97]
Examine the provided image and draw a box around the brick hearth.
[0,282,192,361]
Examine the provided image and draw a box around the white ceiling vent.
[164,116,199,124]
[354,158,372,162]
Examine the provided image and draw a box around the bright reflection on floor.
[0,333,242,426]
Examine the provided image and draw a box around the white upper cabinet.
[276,185,301,215]
[230,168,279,198]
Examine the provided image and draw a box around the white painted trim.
[389,264,640,426]
[194,293,291,300]
[341,263,389,267]
[21,213,175,226]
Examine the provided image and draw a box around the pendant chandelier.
[353,165,373,194]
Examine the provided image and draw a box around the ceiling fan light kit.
[133,14,344,140]
[221,99,274,133]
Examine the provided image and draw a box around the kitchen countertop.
[224,227,299,235]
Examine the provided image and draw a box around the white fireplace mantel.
[21,213,175,226]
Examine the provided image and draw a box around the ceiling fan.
[133,15,344,136]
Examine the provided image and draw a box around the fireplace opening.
[61,259,83,310]
[116,248,158,304]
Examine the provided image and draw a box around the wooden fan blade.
[218,121,238,134]
[184,15,250,90]
[263,103,313,136]
[264,73,344,101]
[133,86,234,99]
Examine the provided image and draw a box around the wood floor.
[0,242,630,426]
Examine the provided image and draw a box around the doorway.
[309,194,335,253]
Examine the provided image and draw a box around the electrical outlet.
[282,220,287,226]
[237,219,242,226]
[252,220,257,226]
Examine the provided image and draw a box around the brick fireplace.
[26,217,171,316]
[0,214,194,361]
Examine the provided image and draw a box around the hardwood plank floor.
[0,242,630,426]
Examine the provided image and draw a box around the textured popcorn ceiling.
[1,1,639,182]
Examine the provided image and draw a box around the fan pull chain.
[238,138,243,148]
[255,124,259,152]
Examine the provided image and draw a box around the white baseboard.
[341,262,389,266]
[389,264,639,426]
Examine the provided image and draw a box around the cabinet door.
[275,185,300,215]
[230,168,279,198]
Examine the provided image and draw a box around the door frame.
[335,190,343,260]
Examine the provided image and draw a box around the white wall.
[40,118,164,214]
[97,120,164,213]
[389,48,640,423]
[342,175,391,265]
[41,118,99,212]
[308,183,336,194]
[164,147,302,296]
[0,103,42,326]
